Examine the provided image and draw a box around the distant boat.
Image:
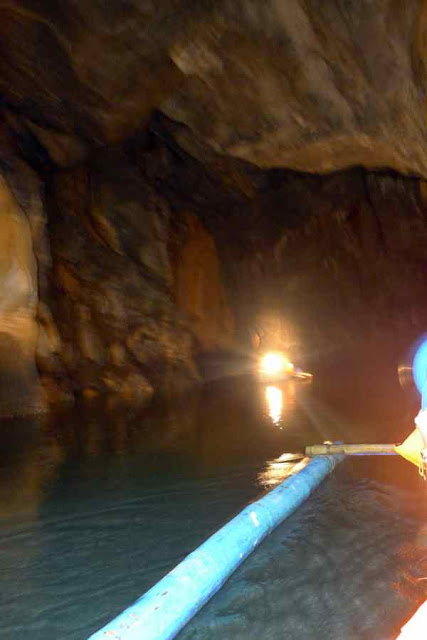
[257,351,313,383]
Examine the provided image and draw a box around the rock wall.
[0,162,45,415]
[2,118,427,412]
[170,211,234,352]
[145,131,427,369]
[37,147,238,406]
[0,120,240,414]
[5,2,427,411]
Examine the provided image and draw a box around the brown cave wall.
[0,176,43,415]
[0,127,50,416]
[5,0,427,412]
[4,113,427,412]
[38,147,236,406]
[170,211,234,353]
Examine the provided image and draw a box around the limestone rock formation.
[3,2,427,411]
[1,1,427,176]
[0,159,45,415]
[0,121,238,411]
[43,150,201,402]
[147,132,427,366]
[171,211,234,352]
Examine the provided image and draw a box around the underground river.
[1,370,427,640]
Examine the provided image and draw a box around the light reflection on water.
[257,453,308,488]
[265,386,283,425]
[264,381,296,427]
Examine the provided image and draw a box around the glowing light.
[397,600,427,638]
[265,385,283,425]
[260,351,290,377]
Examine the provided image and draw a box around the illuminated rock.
[0,175,45,414]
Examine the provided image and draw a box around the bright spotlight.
[259,351,291,379]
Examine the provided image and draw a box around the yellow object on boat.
[394,429,424,469]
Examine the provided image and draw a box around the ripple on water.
[0,376,426,639]
[177,464,427,640]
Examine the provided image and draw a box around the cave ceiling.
[1,0,427,176]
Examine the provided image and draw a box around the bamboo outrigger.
[89,454,344,640]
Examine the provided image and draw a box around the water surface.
[1,373,426,639]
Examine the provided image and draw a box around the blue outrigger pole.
[89,454,343,640]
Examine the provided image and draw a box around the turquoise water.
[1,374,426,639]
